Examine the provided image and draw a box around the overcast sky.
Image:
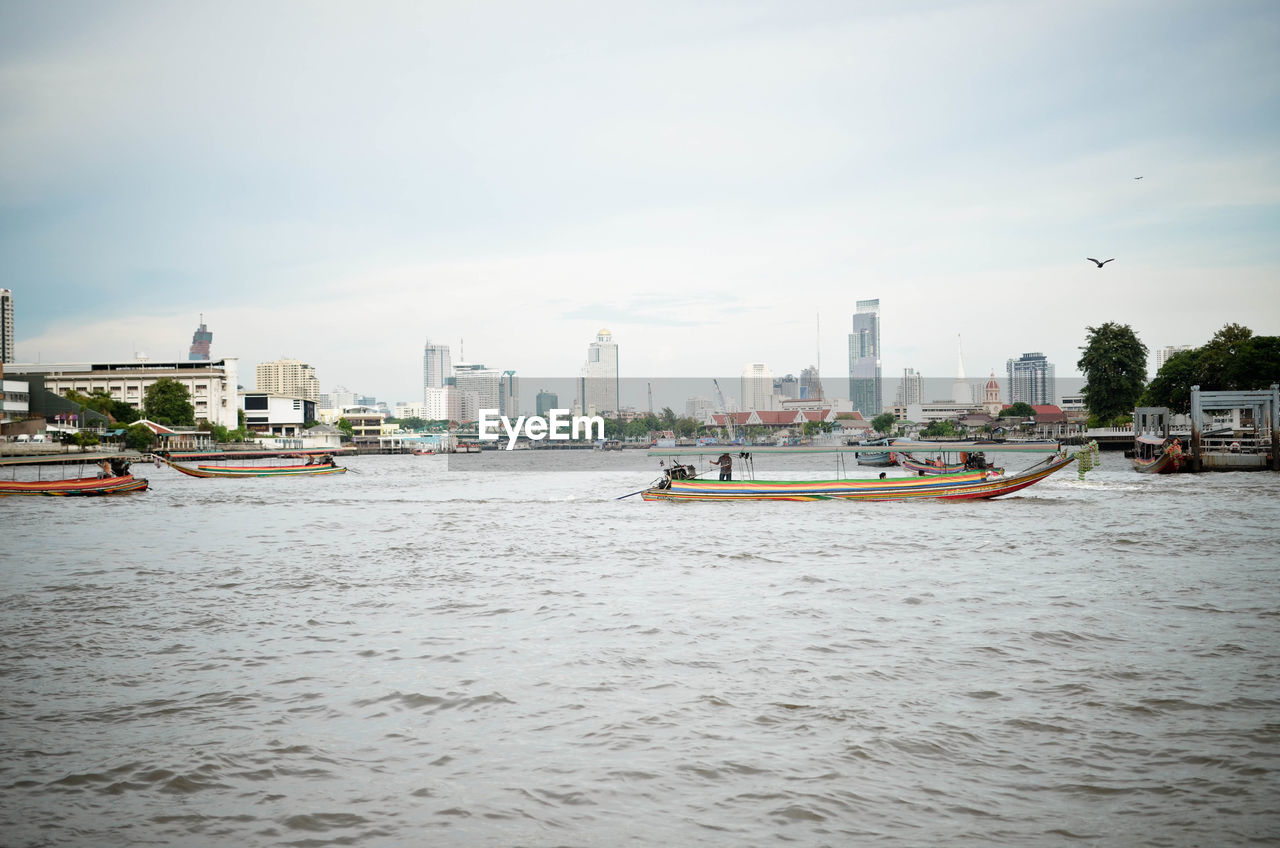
[3,0,1277,402]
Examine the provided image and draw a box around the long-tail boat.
[0,455,148,496]
[160,454,347,478]
[635,441,1078,502]
[1131,435,1184,474]
[853,438,896,467]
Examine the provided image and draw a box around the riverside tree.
[1142,324,1280,412]
[871,412,896,434]
[143,378,195,426]
[1078,323,1148,425]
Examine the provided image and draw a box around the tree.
[870,412,896,434]
[998,402,1036,418]
[1141,325,1280,411]
[675,416,700,438]
[123,423,156,452]
[659,407,677,428]
[336,417,355,440]
[1077,322,1148,422]
[1140,349,1200,413]
[921,419,958,438]
[144,378,195,426]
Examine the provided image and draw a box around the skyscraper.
[740,363,774,411]
[1006,352,1055,405]
[536,390,559,418]
[896,367,923,406]
[453,362,501,423]
[578,328,619,415]
[1155,344,1194,370]
[848,299,881,417]
[500,370,519,418]
[423,339,452,402]
[0,289,13,364]
[800,365,822,400]
[188,316,212,361]
[256,359,320,401]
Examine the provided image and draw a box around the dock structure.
[1189,384,1280,472]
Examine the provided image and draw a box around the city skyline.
[3,3,1277,401]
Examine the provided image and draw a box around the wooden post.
[1271,383,1279,472]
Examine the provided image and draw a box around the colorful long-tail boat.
[636,441,1076,502]
[1131,435,1184,474]
[161,456,347,478]
[0,474,149,496]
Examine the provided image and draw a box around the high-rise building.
[800,365,821,400]
[0,288,13,364]
[536,390,559,418]
[188,316,212,361]
[848,299,881,417]
[500,370,519,418]
[423,339,452,401]
[256,358,320,401]
[453,362,501,423]
[1006,352,1055,405]
[1155,344,1194,371]
[896,367,923,406]
[685,395,714,420]
[740,362,774,411]
[578,328,619,415]
[775,373,800,400]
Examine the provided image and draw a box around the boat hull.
[1131,452,1181,474]
[0,474,149,496]
[640,456,1075,502]
[164,459,346,478]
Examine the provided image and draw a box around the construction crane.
[711,378,735,442]
[647,382,653,415]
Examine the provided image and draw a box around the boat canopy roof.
[648,439,1062,457]
[1136,434,1168,446]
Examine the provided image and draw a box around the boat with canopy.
[159,450,348,478]
[0,454,149,496]
[633,440,1079,502]
[1131,435,1184,474]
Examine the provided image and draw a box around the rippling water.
[2,452,1278,847]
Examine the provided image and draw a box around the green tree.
[870,412,896,434]
[1077,322,1148,422]
[401,416,427,432]
[998,402,1036,418]
[144,378,195,426]
[336,417,355,440]
[1140,349,1200,413]
[123,423,156,452]
[659,407,677,428]
[675,416,700,438]
[921,419,958,438]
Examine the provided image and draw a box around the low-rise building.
[240,392,317,437]
[4,358,239,429]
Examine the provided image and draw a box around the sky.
[3,0,1278,404]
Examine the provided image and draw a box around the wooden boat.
[161,456,346,478]
[853,438,896,467]
[0,474,148,496]
[1132,435,1184,474]
[0,455,149,496]
[637,442,1077,502]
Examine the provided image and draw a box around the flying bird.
[1134,176,1143,180]
[1086,258,1115,268]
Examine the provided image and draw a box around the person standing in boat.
[711,452,733,481]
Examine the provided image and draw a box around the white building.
[424,385,461,423]
[686,395,715,420]
[256,358,320,401]
[240,392,318,437]
[578,328,619,415]
[423,339,452,400]
[454,363,501,423]
[4,358,240,429]
[1156,345,1194,370]
[740,362,774,411]
[896,367,923,407]
[1,374,30,424]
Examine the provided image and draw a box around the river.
[1,450,1277,846]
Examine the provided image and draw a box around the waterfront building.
[578,329,619,416]
[0,288,13,364]
[423,339,452,401]
[240,392,318,437]
[4,358,240,429]
[339,405,386,439]
[256,358,319,402]
[453,363,501,423]
[848,299,882,417]
[189,316,212,361]
[1,374,30,425]
[536,390,559,418]
[740,363,774,412]
[982,372,1003,416]
[1006,352,1055,406]
[500,370,519,418]
[896,367,923,407]
[800,366,822,400]
[1156,344,1194,371]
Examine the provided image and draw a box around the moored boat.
[1131,435,1184,474]
[0,474,149,496]
[161,456,346,478]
